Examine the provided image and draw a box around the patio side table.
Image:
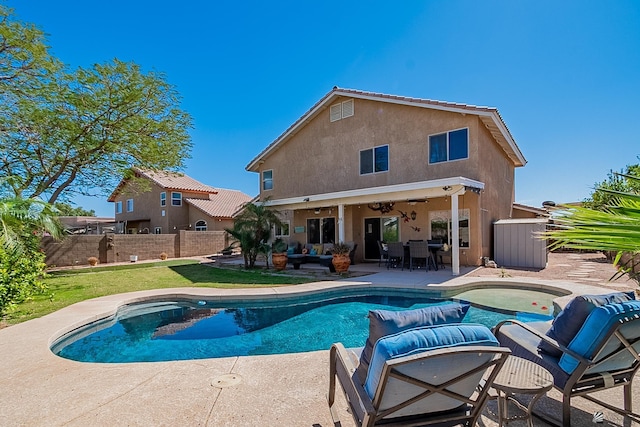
[492,356,553,427]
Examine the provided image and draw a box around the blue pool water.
[52,291,553,363]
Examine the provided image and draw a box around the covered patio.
[265,176,485,276]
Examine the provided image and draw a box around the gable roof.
[108,168,218,201]
[185,189,252,219]
[246,87,526,171]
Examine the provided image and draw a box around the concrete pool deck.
[1,253,639,426]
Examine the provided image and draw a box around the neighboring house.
[246,87,529,274]
[107,169,251,234]
[58,216,118,234]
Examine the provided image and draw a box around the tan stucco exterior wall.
[112,181,227,234]
[256,97,519,266]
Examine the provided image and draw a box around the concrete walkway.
[1,255,638,426]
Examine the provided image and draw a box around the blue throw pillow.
[286,247,294,255]
[539,292,635,357]
[355,302,470,383]
[559,300,640,374]
[364,323,498,398]
[309,249,317,255]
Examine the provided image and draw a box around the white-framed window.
[429,128,469,164]
[126,199,134,212]
[171,192,182,206]
[161,210,165,217]
[274,221,290,238]
[330,99,354,122]
[429,209,470,248]
[115,201,122,214]
[360,145,389,175]
[154,227,162,234]
[195,220,207,231]
[262,170,273,191]
[160,192,166,207]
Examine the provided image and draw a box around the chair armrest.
[493,319,591,365]
[328,343,376,423]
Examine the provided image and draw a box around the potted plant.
[271,238,288,271]
[330,242,352,273]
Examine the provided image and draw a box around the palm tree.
[544,173,640,284]
[0,197,64,253]
[225,201,282,269]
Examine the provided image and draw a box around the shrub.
[87,256,99,266]
[159,252,168,260]
[0,235,48,315]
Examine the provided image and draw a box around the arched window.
[195,220,207,231]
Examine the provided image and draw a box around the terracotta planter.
[332,254,351,273]
[272,253,288,271]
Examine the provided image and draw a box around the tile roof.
[108,169,218,201]
[136,169,218,193]
[185,189,252,219]
[246,87,526,171]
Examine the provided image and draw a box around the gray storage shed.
[493,218,548,269]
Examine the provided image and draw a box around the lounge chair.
[494,293,640,426]
[328,323,510,426]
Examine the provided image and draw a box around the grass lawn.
[2,259,314,326]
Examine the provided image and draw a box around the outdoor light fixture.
[442,186,452,191]
[314,208,321,214]
[410,210,417,220]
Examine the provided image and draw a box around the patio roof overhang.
[261,176,484,210]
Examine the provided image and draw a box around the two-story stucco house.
[246,87,528,275]
[108,169,251,234]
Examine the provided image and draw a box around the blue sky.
[9,0,640,217]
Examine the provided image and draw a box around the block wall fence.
[42,231,228,267]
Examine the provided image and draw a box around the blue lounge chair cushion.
[364,323,498,398]
[355,303,470,382]
[539,292,635,357]
[559,300,640,374]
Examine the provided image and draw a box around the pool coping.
[0,273,624,427]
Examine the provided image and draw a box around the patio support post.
[338,204,345,243]
[451,193,460,275]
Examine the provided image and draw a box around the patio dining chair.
[376,240,388,267]
[409,241,432,272]
[494,293,640,426]
[328,323,511,427]
[386,242,404,270]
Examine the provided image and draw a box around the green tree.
[225,202,283,269]
[0,197,64,314]
[545,173,640,284]
[53,202,95,217]
[583,163,640,210]
[0,7,192,205]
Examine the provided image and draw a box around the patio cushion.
[539,291,635,357]
[559,300,640,374]
[364,323,498,399]
[355,303,470,382]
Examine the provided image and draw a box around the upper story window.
[171,192,182,206]
[262,170,273,191]
[360,145,389,175]
[330,99,354,122]
[160,192,166,207]
[429,128,469,164]
[126,199,134,212]
[115,201,122,214]
[195,220,207,231]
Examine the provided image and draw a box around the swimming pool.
[51,287,555,363]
